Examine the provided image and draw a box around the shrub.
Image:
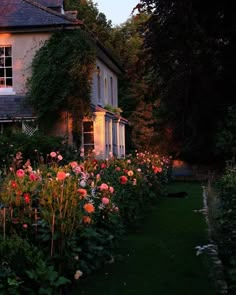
[215,162,236,294]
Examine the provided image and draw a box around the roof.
[36,0,63,7]
[92,104,128,124]
[0,96,35,121]
[0,0,82,31]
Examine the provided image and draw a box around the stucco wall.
[91,58,118,108]
[0,32,50,95]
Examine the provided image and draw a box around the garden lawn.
[73,182,215,295]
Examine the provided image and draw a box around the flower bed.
[0,151,170,294]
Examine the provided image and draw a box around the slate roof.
[0,96,35,121]
[37,0,63,8]
[0,0,82,31]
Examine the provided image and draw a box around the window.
[83,121,94,154]
[97,66,101,103]
[104,77,107,100]
[110,77,113,105]
[0,46,12,89]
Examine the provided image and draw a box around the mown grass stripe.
[73,182,216,295]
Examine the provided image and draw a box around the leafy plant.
[27,30,95,147]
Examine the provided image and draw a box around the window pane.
[5,57,12,67]
[0,47,4,56]
[83,122,93,132]
[0,68,4,77]
[6,78,12,86]
[0,58,4,67]
[6,68,12,77]
[5,47,11,56]
[0,77,5,87]
[83,133,94,144]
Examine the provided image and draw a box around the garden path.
[73,182,216,295]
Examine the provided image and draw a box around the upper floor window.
[104,77,107,100]
[97,66,101,103]
[0,46,12,89]
[110,77,113,105]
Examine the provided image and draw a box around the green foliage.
[0,238,69,294]
[0,133,62,172]
[215,164,236,294]
[138,0,235,163]
[108,15,160,152]
[215,105,236,160]
[0,150,169,291]
[27,30,95,146]
[64,0,113,47]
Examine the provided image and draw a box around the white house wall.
[91,58,118,108]
[0,32,50,95]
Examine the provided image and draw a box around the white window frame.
[82,121,94,154]
[0,45,15,95]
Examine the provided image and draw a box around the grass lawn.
[73,182,216,295]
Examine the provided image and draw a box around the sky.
[95,0,138,26]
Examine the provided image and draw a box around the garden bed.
[0,151,169,294]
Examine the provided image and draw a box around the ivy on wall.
[27,29,96,147]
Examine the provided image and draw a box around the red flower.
[153,167,162,174]
[83,216,92,224]
[11,181,18,189]
[77,188,87,198]
[57,171,66,181]
[16,169,25,178]
[24,193,31,204]
[119,175,128,184]
[29,173,37,181]
[101,163,107,169]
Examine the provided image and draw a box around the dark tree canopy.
[138,0,236,163]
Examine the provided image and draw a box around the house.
[0,0,127,158]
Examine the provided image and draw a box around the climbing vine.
[27,29,96,146]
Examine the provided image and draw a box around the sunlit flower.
[77,188,87,198]
[127,170,134,177]
[100,183,108,191]
[153,166,162,174]
[109,186,114,194]
[79,180,86,187]
[120,175,128,184]
[102,197,110,205]
[58,155,63,161]
[83,203,95,213]
[70,161,78,169]
[127,159,131,164]
[57,171,66,181]
[50,151,57,158]
[29,173,37,181]
[16,169,25,178]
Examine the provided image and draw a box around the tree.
[138,0,235,162]
[108,14,161,152]
[64,0,113,47]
